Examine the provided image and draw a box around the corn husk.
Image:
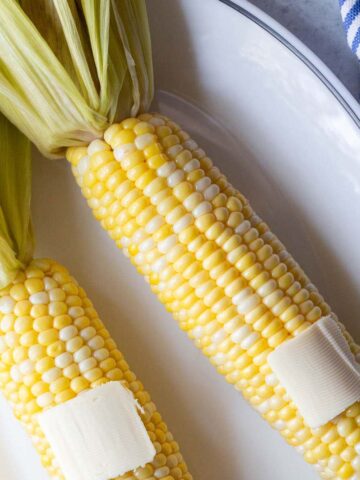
[0,0,153,157]
[0,114,33,288]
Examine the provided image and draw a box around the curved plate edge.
[219,0,360,128]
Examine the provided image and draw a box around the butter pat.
[268,316,360,428]
[38,382,155,480]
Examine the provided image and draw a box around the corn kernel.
[24,279,44,295]
[10,284,28,301]
[70,376,89,393]
[38,329,58,346]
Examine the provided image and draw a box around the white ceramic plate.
[1,1,359,480]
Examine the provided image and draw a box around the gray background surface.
[250,0,360,99]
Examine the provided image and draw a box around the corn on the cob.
[0,257,191,480]
[67,113,360,480]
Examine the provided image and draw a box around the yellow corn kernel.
[0,258,190,480]
[38,329,58,346]
[48,302,67,317]
[99,357,116,372]
[31,381,48,397]
[53,314,72,329]
[106,368,123,381]
[84,367,103,383]
[70,376,89,393]
[49,377,70,395]
[35,357,55,374]
[14,316,32,334]
[10,284,28,301]
[338,463,354,479]
[47,341,65,358]
[20,331,38,347]
[66,114,360,477]
[63,363,80,379]
[14,300,32,316]
[55,389,76,404]
[33,316,53,332]
[24,278,44,295]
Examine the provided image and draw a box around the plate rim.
[219,0,360,128]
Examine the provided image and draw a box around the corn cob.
[0,257,191,480]
[67,113,360,480]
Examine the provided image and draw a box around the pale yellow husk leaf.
[0,0,153,157]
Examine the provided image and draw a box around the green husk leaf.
[0,0,153,158]
[0,114,33,289]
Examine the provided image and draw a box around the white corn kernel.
[204,184,220,200]
[183,159,200,172]
[30,292,49,305]
[74,346,91,363]
[154,466,170,478]
[213,353,226,366]
[167,145,183,157]
[37,392,54,408]
[233,287,252,306]
[240,332,260,349]
[139,238,155,253]
[114,144,136,161]
[55,352,73,369]
[68,307,84,319]
[212,329,227,344]
[152,257,167,273]
[77,156,90,176]
[135,133,155,150]
[5,332,18,348]
[80,327,96,341]
[88,336,105,350]
[183,139,198,150]
[87,140,109,156]
[168,170,184,187]
[231,325,252,344]
[42,368,61,383]
[258,280,277,298]
[94,348,110,361]
[44,277,58,290]
[157,161,176,177]
[145,216,164,234]
[237,294,260,314]
[235,220,251,235]
[19,360,34,375]
[10,366,22,383]
[265,373,279,386]
[0,296,15,314]
[195,177,211,192]
[183,192,201,211]
[149,117,165,126]
[132,229,146,244]
[158,235,177,254]
[60,326,78,341]
[257,400,271,414]
[79,357,97,373]
[173,214,193,234]
[193,201,212,218]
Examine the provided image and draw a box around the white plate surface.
[1,1,360,480]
